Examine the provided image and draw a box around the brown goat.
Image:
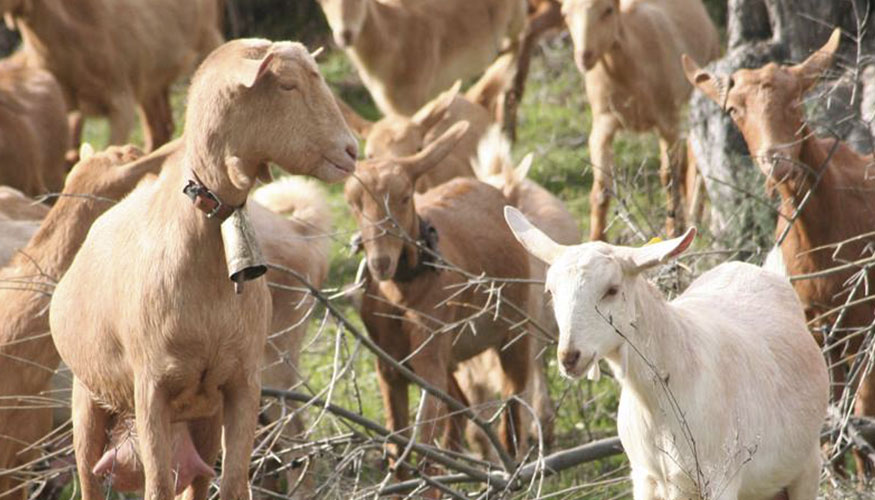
[48,39,356,500]
[0,144,156,500]
[685,28,875,475]
[1,0,222,151]
[316,0,525,116]
[0,63,68,196]
[461,127,581,453]
[345,122,531,486]
[561,0,720,240]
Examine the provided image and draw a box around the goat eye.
[603,6,613,17]
[279,83,298,92]
[604,286,619,298]
[401,195,411,204]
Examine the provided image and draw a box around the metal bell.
[220,207,267,294]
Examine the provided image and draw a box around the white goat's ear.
[625,227,696,272]
[514,153,533,181]
[504,206,566,264]
[239,52,276,89]
[412,80,462,130]
[789,28,841,93]
[401,121,469,180]
[682,55,724,106]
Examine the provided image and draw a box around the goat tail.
[252,176,333,240]
[466,52,515,115]
[474,125,515,181]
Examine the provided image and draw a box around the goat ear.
[333,93,373,137]
[504,206,566,264]
[239,52,275,89]
[624,227,696,273]
[514,153,533,181]
[682,54,723,105]
[401,121,469,180]
[789,28,841,93]
[412,80,462,130]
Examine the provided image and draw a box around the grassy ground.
[72,29,867,499]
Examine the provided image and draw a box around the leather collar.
[392,216,440,283]
[183,175,239,221]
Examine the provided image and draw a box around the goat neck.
[603,277,700,409]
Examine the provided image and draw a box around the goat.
[0,62,68,196]
[316,0,525,116]
[459,126,581,453]
[684,28,875,474]
[48,39,357,500]
[0,186,50,220]
[560,0,720,240]
[83,175,335,496]
[1,0,222,152]
[339,54,514,192]
[0,144,156,500]
[506,207,829,500]
[345,122,531,487]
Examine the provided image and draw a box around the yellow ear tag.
[645,236,663,246]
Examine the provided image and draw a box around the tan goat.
[81,175,335,495]
[0,144,156,500]
[685,28,875,475]
[561,0,720,240]
[346,122,532,484]
[49,39,356,500]
[459,126,581,454]
[340,56,513,192]
[1,0,222,152]
[0,62,68,196]
[316,0,526,116]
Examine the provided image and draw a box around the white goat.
[504,207,828,500]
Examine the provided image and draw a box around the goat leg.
[71,378,111,500]
[218,373,260,500]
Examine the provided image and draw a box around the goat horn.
[310,46,324,59]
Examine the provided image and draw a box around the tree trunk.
[689,0,875,234]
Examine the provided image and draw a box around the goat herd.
[0,0,873,499]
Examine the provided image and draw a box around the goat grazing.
[316,0,525,116]
[561,0,720,240]
[346,122,532,484]
[684,28,875,473]
[2,0,222,152]
[49,39,356,500]
[0,63,68,196]
[506,207,829,499]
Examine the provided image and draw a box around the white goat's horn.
[310,46,324,59]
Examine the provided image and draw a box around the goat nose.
[370,256,391,275]
[560,349,581,372]
[345,142,358,163]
